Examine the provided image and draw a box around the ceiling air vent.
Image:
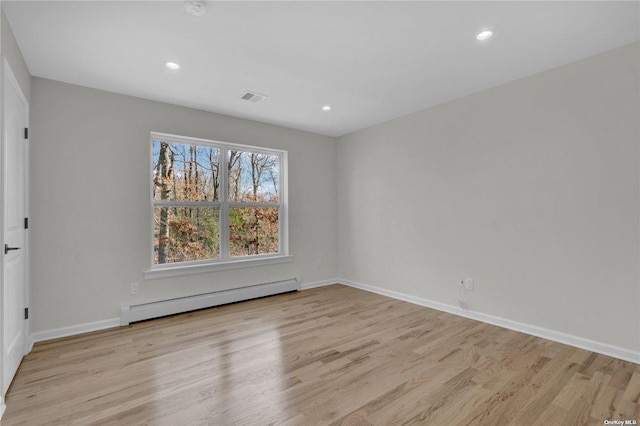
[240,91,267,103]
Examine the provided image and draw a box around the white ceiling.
[3,1,639,137]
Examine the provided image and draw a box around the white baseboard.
[27,280,302,346]
[299,279,337,290]
[1,395,5,420]
[30,318,121,345]
[336,278,640,365]
[27,277,639,364]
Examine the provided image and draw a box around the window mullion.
[228,202,280,208]
[153,201,221,208]
[220,146,230,260]
[279,151,288,256]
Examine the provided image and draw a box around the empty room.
[0,1,638,424]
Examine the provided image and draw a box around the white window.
[146,132,289,278]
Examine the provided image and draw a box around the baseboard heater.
[120,278,299,326]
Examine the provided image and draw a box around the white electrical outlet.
[463,278,474,291]
[131,282,139,294]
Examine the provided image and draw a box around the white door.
[2,59,28,396]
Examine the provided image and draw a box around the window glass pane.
[153,140,220,202]
[228,151,279,202]
[229,207,279,257]
[154,206,220,264]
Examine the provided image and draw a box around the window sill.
[144,255,294,280]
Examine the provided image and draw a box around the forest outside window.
[148,132,289,277]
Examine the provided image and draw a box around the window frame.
[145,132,290,279]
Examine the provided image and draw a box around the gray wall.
[30,78,337,332]
[337,43,640,353]
[1,10,30,101]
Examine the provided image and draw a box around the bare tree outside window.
[152,136,283,265]
[227,150,279,256]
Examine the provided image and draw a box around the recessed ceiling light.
[165,62,181,70]
[322,105,331,111]
[476,30,493,41]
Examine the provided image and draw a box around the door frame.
[0,56,30,413]
[1,53,3,421]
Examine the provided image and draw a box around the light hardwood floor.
[3,284,639,425]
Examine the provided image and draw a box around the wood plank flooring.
[3,284,639,425]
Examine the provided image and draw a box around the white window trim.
[143,255,294,280]
[145,132,289,280]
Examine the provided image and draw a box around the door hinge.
[24,217,29,229]
[24,128,28,139]
[24,307,29,320]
